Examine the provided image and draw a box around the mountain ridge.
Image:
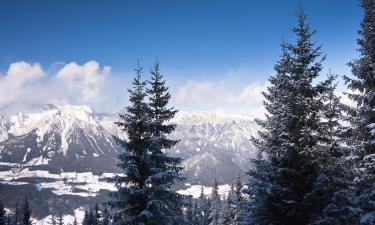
[0,104,259,220]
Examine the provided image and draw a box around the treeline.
[0,199,32,225]
[183,176,244,225]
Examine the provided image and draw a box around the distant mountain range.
[0,104,258,221]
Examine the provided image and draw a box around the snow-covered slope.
[169,111,258,185]
[0,104,120,173]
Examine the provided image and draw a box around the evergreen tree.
[145,59,184,223]
[0,202,5,225]
[232,175,243,225]
[245,9,332,225]
[22,199,31,225]
[111,61,183,225]
[344,0,375,224]
[192,202,200,225]
[184,197,194,225]
[6,212,14,225]
[304,74,359,225]
[110,63,152,224]
[12,204,20,225]
[93,204,100,225]
[88,209,95,225]
[82,210,89,225]
[72,217,78,225]
[203,199,211,225]
[208,179,221,225]
[57,212,64,225]
[218,193,232,225]
[102,207,109,225]
[199,186,205,208]
[48,216,57,225]
[196,187,208,225]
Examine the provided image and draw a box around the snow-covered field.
[0,168,117,197]
[33,208,86,225]
[177,184,231,199]
[28,183,232,225]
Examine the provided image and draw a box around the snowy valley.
[0,104,258,222]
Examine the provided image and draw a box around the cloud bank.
[174,80,268,118]
[0,60,269,118]
[0,60,109,112]
[175,80,267,105]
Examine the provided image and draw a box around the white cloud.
[174,80,268,119]
[175,80,267,105]
[0,62,46,108]
[175,80,234,104]
[238,82,268,105]
[0,60,109,112]
[56,61,109,102]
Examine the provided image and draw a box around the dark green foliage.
[0,203,5,225]
[101,207,109,225]
[93,204,100,225]
[305,75,359,225]
[245,9,336,225]
[232,176,244,225]
[88,209,95,225]
[208,179,221,225]
[184,197,194,225]
[57,212,64,225]
[193,186,210,225]
[145,59,185,223]
[344,0,375,224]
[48,215,57,225]
[110,60,184,225]
[110,63,153,224]
[22,199,32,225]
[82,210,89,225]
[12,204,20,225]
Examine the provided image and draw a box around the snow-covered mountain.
[0,104,120,173]
[0,104,258,220]
[169,111,258,185]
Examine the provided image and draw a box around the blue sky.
[0,0,363,117]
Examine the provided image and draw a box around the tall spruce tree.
[57,212,64,225]
[73,217,78,225]
[12,204,20,225]
[6,212,13,225]
[245,9,332,225]
[232,175,243,225]
[208,179,221,225]
[48,215,57,225]
[110,63,153,224]
[111,61,184,224]
[198,186,210,225]
[145,59,184,223]
[192,202,200,225]
[102,207,109,225]
[184,197,194,225]
[203,197,211,225]
[0,202,5,225]
[344,0,375,224]
[22,199,31,225]
[219,186,235,225]
[93,203,100,225]
[88,209,95,225]
[306,74,359,224]
[82,210,89,225]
